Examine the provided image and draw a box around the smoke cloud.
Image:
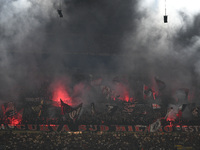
[0,0,200,106]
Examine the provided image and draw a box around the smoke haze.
[0,0,200,105]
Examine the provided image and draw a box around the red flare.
[124,94,129,102]
[52,83,72,107]
[10,118,20,126]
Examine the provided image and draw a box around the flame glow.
[52,82,72,106]
[11,118,21,126]
[112,83,132,102]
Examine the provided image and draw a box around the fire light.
[124,95,129,102]
[10,118,21,126]
[52,82,72,106]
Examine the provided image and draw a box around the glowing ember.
[52,83,72,106]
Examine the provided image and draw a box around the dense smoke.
[0,0,200,107]
[122,0,200,103]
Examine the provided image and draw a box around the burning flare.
[52,82,72,106]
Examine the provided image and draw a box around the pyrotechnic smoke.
[121,0,200,104]
[0,0,58,102]
[0,0,200,106]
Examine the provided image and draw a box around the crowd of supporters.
[0,131,198,149]
[1,108,199,127]
[17,108,200,126]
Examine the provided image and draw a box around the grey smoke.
[0,0,200,106]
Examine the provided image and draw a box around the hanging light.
[57,9,63,18]
[57,0,63,18]
[164,15,168,23]
[164,0,168,23]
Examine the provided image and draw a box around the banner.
[69,103,82,120]
[1,102,16,117]
[1,124,200,133]
[150,119,161,132]
[60,99,73,115]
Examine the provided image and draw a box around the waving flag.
[175,88,189,103]
[60,99,73,115]
[31,100,44,117]
[154,77,166,91]
[60,99,82,121]
[101,86,112,100]
[143,85,154,100]
[165,105,178,121]
[192,107,199,117]
[106,105,118,116]
[177,88,189,98]
[69,103,82,120]
[1,102,16,117]
[152,103,161,109]
[150,119,161,132]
